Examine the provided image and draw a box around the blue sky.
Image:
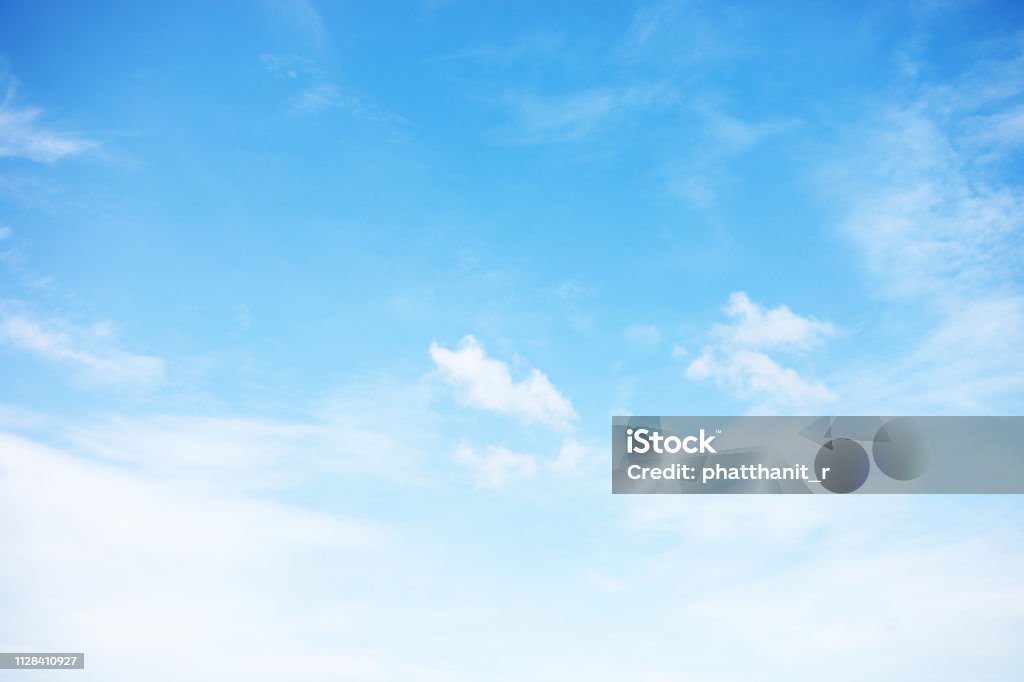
[2,1,1024,680]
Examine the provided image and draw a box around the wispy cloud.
[430,335,578,430]
[617,0,739,69]
[434,29,564,64]
[0,61,95,162]
[823,42,1024,412]
[0,306,164,387]
[264,0,329,52]
[63,377,441,487]
[666,105,800,208]
[453,442,537,488]
[259,52,321,80]
[835,108,1024,302]
[288,83,401,122]
[497,84,669,145]
[259,53,400,123]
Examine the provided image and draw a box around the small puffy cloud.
[686,292,835,410]
[453,443,537,488]
[0,308,164,387]
[714,292,834,351]
[430,335,578,430]
[686,349,835,409]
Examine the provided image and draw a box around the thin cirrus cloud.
[430,335,578,430]
[434,28,564,64]
[288,83,400,122]
[497,84,668,145]
[61,376,443,487]
[822,46,1024,413]
[260,52,400,123]
[685,292,836,410]
[453,437,594,487]
[0,308,164,387]
[0,64,95,163]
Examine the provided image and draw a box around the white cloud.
[453,443,537,488]
[821,46,1024,412]
[686,348,835,410]
[0,430,392,682]
[685,507,1024,673]
[0,107,96,163]
[0,308,164,387]
[0,64,95,163]
[62,378,442,488]
[968,103,1024,151]
[685,292,835,410]
[714,291,834,351]
[430,335,578,430]
[67,415,322,477]
[618,495,1024,678]
[838,110,1024,301]
[0,225,11,241]
[834,294,1024,414]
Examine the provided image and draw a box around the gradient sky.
[2,1,1024,680]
